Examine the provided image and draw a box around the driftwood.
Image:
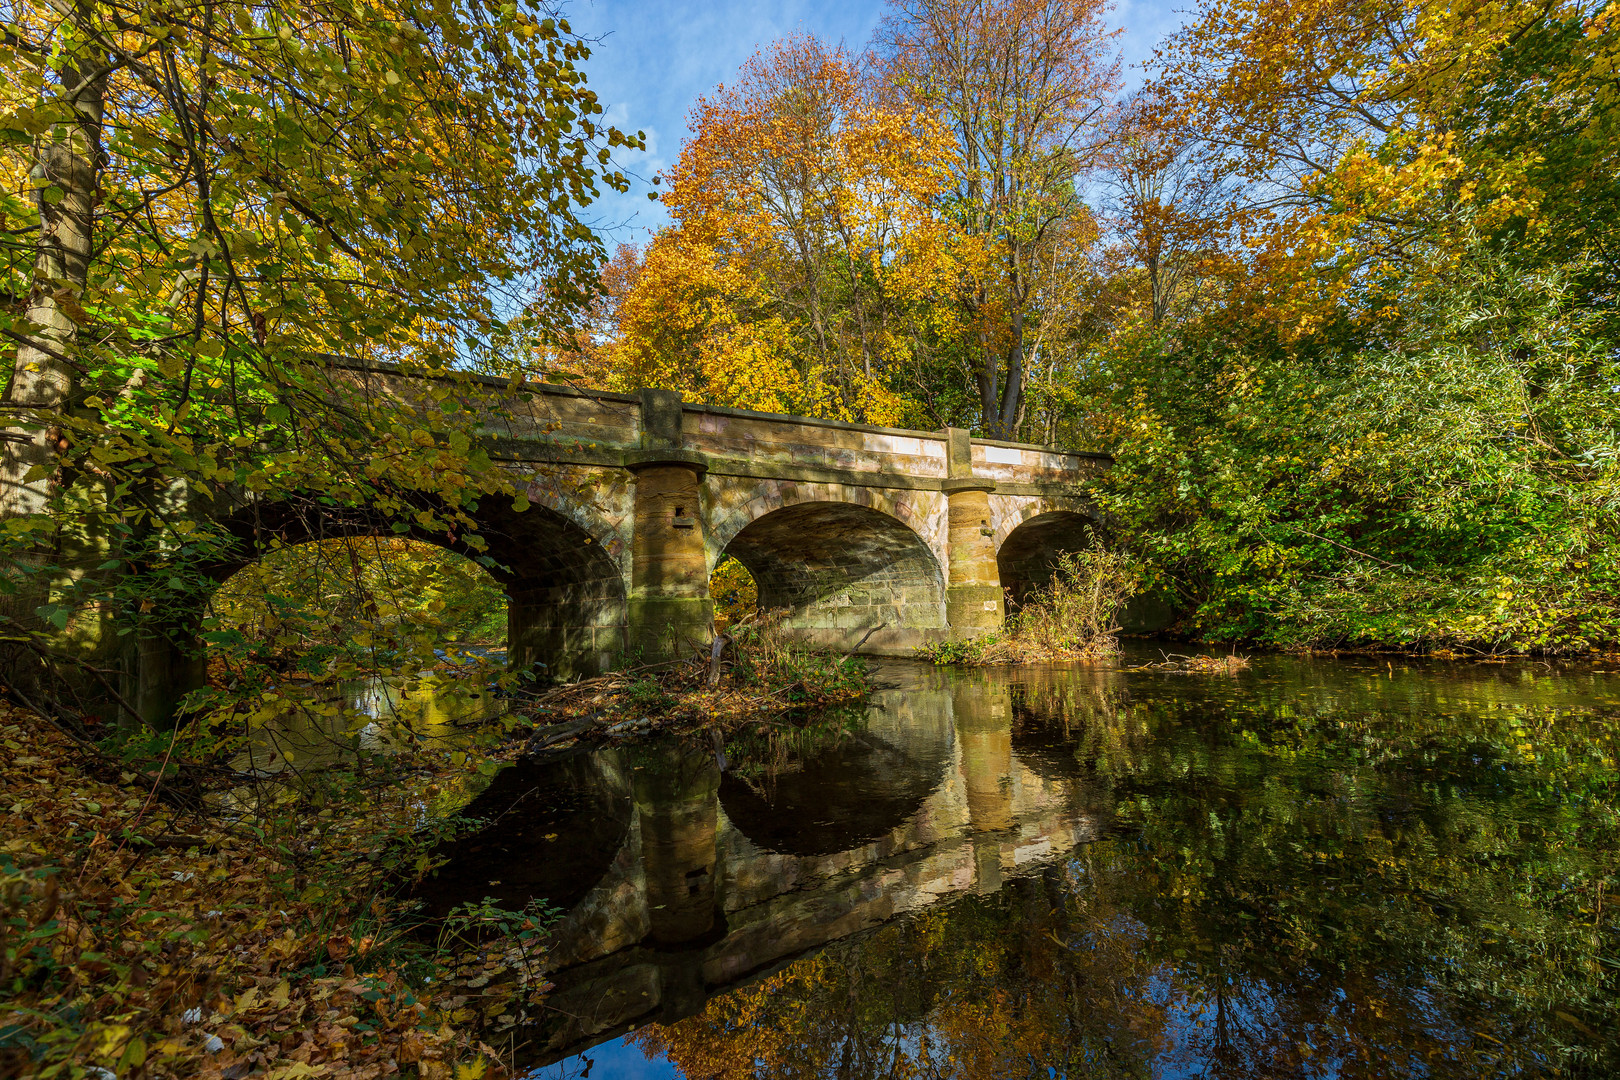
[523,716,599,753]
[1130,652,1251,674]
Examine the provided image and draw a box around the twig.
[1295,529,1439,582]
[2,634,147,721]
[842,624,885,663]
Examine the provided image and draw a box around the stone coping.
[940,478,997,494]
[326,356,1113,464]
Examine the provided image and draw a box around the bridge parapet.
[331,359,1107,485]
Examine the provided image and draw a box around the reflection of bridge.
[133,368,1109,721]
[418,664,1114,1066]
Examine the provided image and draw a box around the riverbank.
[916,548,1138,668]
[0,704,502,1079]
[0,626,870,1078]
[516,620,867,755]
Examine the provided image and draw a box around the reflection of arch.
[719,502,947,638]
[719,693,954,856]
[996,510,1097,610]
[411,753,634,921]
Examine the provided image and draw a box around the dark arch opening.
[209,534,508,669]
[720,502,946,652]
[996,511,1099,612]
[710,554,758,632]
[196,531,514,773]
[128,496,629,725]
[206,496,627,681]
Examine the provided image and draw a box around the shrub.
[921,547,1139,665]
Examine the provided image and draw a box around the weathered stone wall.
[686,406,949,481]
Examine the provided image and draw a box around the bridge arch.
[207,494,627,679]
[129,492,630,723]
[992,502,1103,611]
[712,497,948,652]
[706,482,944,567]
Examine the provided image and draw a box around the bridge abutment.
[128,626,208,727]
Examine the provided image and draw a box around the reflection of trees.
[631,867,1167,1078]
[630,667,1620,1078]
[1009,667,1147,782]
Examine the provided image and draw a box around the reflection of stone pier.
[497,664,1113,1065]
[632,747,722,946]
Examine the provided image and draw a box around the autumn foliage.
[605,37,969,425]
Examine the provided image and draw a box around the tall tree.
[608,36,966,425]
[1100,93,1231,332]
[0,0,637,710]
[877,0,1119,438]
[1151,0,1607,332]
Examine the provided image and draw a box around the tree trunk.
[977,328,999,436]
[2,28,105,517]
[0,17,109,708]
[997,301,1025,438]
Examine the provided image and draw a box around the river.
[412,645,1620,1078]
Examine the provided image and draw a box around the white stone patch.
[1013,838,1053,865]
[875,435,925,456]
[984,446,1023,465]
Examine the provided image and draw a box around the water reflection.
[717,677,955,856]
[232,673,500,775]
[419,649,1620,1078]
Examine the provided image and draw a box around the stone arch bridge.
[142,366,1109,719]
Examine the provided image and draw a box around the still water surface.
[418,648,1620,1078]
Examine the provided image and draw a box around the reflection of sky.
[563,0,1194,245]
[526,1036,677,1079]
[527,907,1496,1079]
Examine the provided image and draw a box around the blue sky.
[564,0,1193,244]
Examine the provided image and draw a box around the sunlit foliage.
[605,36,969,425]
